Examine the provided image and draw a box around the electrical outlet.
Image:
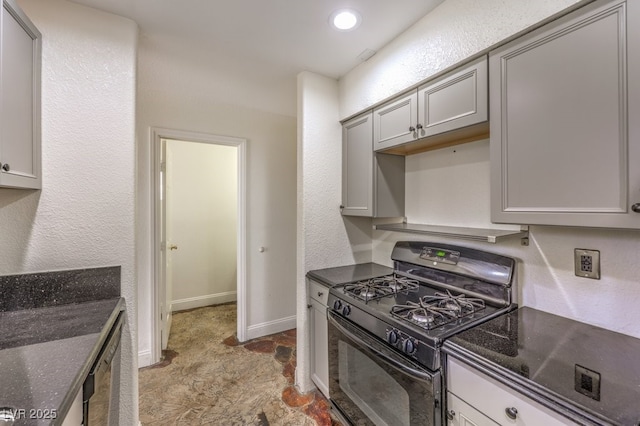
[574,249,600,279]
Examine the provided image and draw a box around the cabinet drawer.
[447,358,578,426]
[309,279,329,305]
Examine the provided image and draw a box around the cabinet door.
[0,0,41,189]
[309,297,329,398]
[373,91,417,151]
[418,56,488,138]
[447,358,579,426]
[342,112,373,216]
[447,392,498,426]
[490,0,639,228]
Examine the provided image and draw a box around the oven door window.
[338,340,410,425]
[328,312,440,426]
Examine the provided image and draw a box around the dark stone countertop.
[0,267,124,425]
[443,306,640,426]
[306,262,393,287]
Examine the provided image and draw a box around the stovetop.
[332,274,504,340]
[327,241,517,371]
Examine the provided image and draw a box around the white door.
[159,138,174,349]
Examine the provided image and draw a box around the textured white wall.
[137,35,298,363]
[339,0,584,119]
[296,71,374,392]
[5,0,138,423]
[167,141,237,307]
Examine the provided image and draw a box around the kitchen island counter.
[0,267,124,425]
[443,306,640,426]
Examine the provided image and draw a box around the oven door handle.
[328,311,433,384]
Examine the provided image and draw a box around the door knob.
[505,407,518,420]
[631,203,640,213]
[446,410,455,420]
[169,245,178,250]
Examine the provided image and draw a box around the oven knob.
[386,330,399,345]
[403,338,417,355]
[333,300,342,311]
[342,305,351,316]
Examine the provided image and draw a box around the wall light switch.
[574,249,600,279]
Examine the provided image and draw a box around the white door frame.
[150,127,247,363]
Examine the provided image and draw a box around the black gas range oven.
[326,241,517,426]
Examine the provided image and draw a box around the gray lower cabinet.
[341,111,405,217]
[0,0,41,189]
[373,56,488,154]
[490,0,640,228]
[446,357,578,426]
[308,279,329,398]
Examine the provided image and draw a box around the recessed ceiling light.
[330,9,361,31]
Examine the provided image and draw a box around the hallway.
[138,304,336,425]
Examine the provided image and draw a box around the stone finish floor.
[139,303,338,425]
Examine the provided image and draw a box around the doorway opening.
[151,127,247,364]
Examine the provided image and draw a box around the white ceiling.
[69,0,445,116]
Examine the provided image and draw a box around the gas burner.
[343,274,419,302]
[391,290,486,330]
[421,289,485,317]
[391,301,458,330]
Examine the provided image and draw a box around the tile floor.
[138,303,339,425]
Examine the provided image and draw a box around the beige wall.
[167,140,237,310]
[137,35,298,365]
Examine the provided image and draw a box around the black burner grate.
[343,274,419,302]
[391,289,486,330]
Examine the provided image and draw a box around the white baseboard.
[172,291,237,312]
[245,315,296,341]
[138,349,153,368]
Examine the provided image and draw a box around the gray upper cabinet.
[490,0,640,228]
[341,111,405,218]
[373,91,418,151]
[417,56,487,138]
[373,57,488,155]
[0,0,41,190]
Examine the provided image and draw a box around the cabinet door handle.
[446,409,455,420]
[631,203,640,213]
[1,163,9,172]
[505,407,518,420]
[307,304,312,309]
[416,123,423,130]
[409,126,416,132]
[317,291,324,297]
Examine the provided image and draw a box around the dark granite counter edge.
[306,263,394,287]
[306,273,332,288]
[54,297,125,426]
[442,341,614,426]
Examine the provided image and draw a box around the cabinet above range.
[490,0,640,229]
[373,56,489,156]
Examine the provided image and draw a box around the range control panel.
[420,247,461,265]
